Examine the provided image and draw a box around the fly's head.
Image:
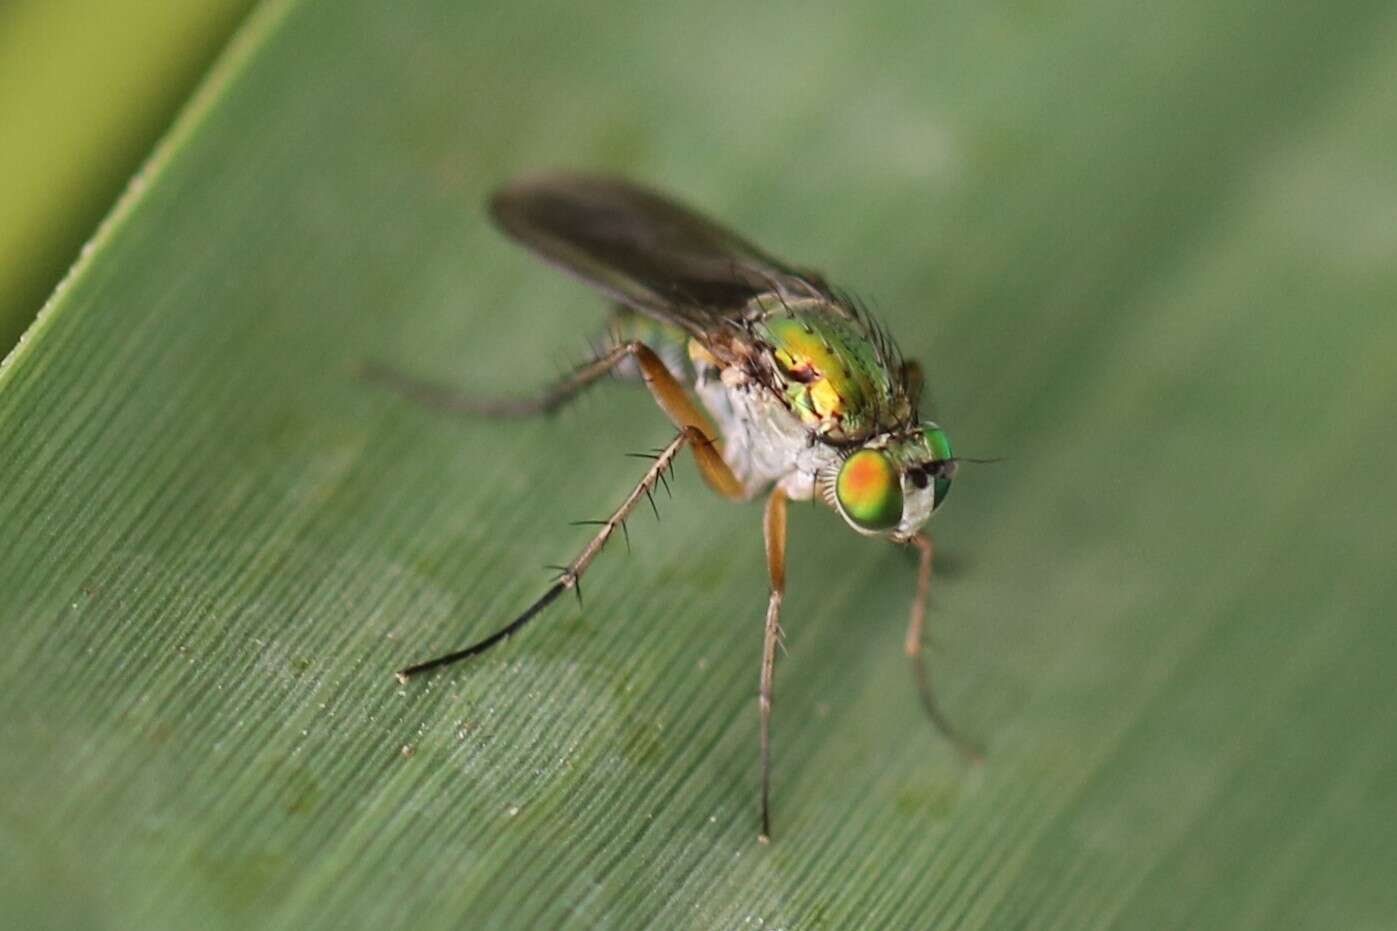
[819,422,957,541]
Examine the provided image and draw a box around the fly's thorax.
[749,296,909,443]
[688,341,837,501]
[817,422,958,539]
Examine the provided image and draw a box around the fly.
[366,175,985,841]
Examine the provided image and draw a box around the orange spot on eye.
[840,450,897,506]
[843,454,882,498]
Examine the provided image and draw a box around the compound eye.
[934,471,953,510]
[836,449,904,531]
[922,426,955,510]
[924,426,953,462]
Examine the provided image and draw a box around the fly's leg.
[398,424,718,680]
[362,342,740,497]
[603,306,691,384]
[758,487,788,843]
[613,340,741,499]
[359,345,630,417]
[905,533,984,762]
[395,340,744,680]
[360,308,690,419]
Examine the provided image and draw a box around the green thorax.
[752,295,910,442]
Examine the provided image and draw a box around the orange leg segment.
[758,486,788,842]
[364,340,744,500]
[906,533,984,763]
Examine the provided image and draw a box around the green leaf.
[3,1,1396,928]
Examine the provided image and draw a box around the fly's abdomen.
[605,307,691,382]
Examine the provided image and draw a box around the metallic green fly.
[369,175,984,841]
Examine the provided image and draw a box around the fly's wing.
[489,175,825,337]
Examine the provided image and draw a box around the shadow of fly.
[365,175,985,842]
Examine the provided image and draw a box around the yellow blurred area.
[0,0,254,350]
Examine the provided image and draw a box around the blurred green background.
[0,0,256,350]
[2,1,1396,929]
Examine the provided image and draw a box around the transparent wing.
[489,175,825,336]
